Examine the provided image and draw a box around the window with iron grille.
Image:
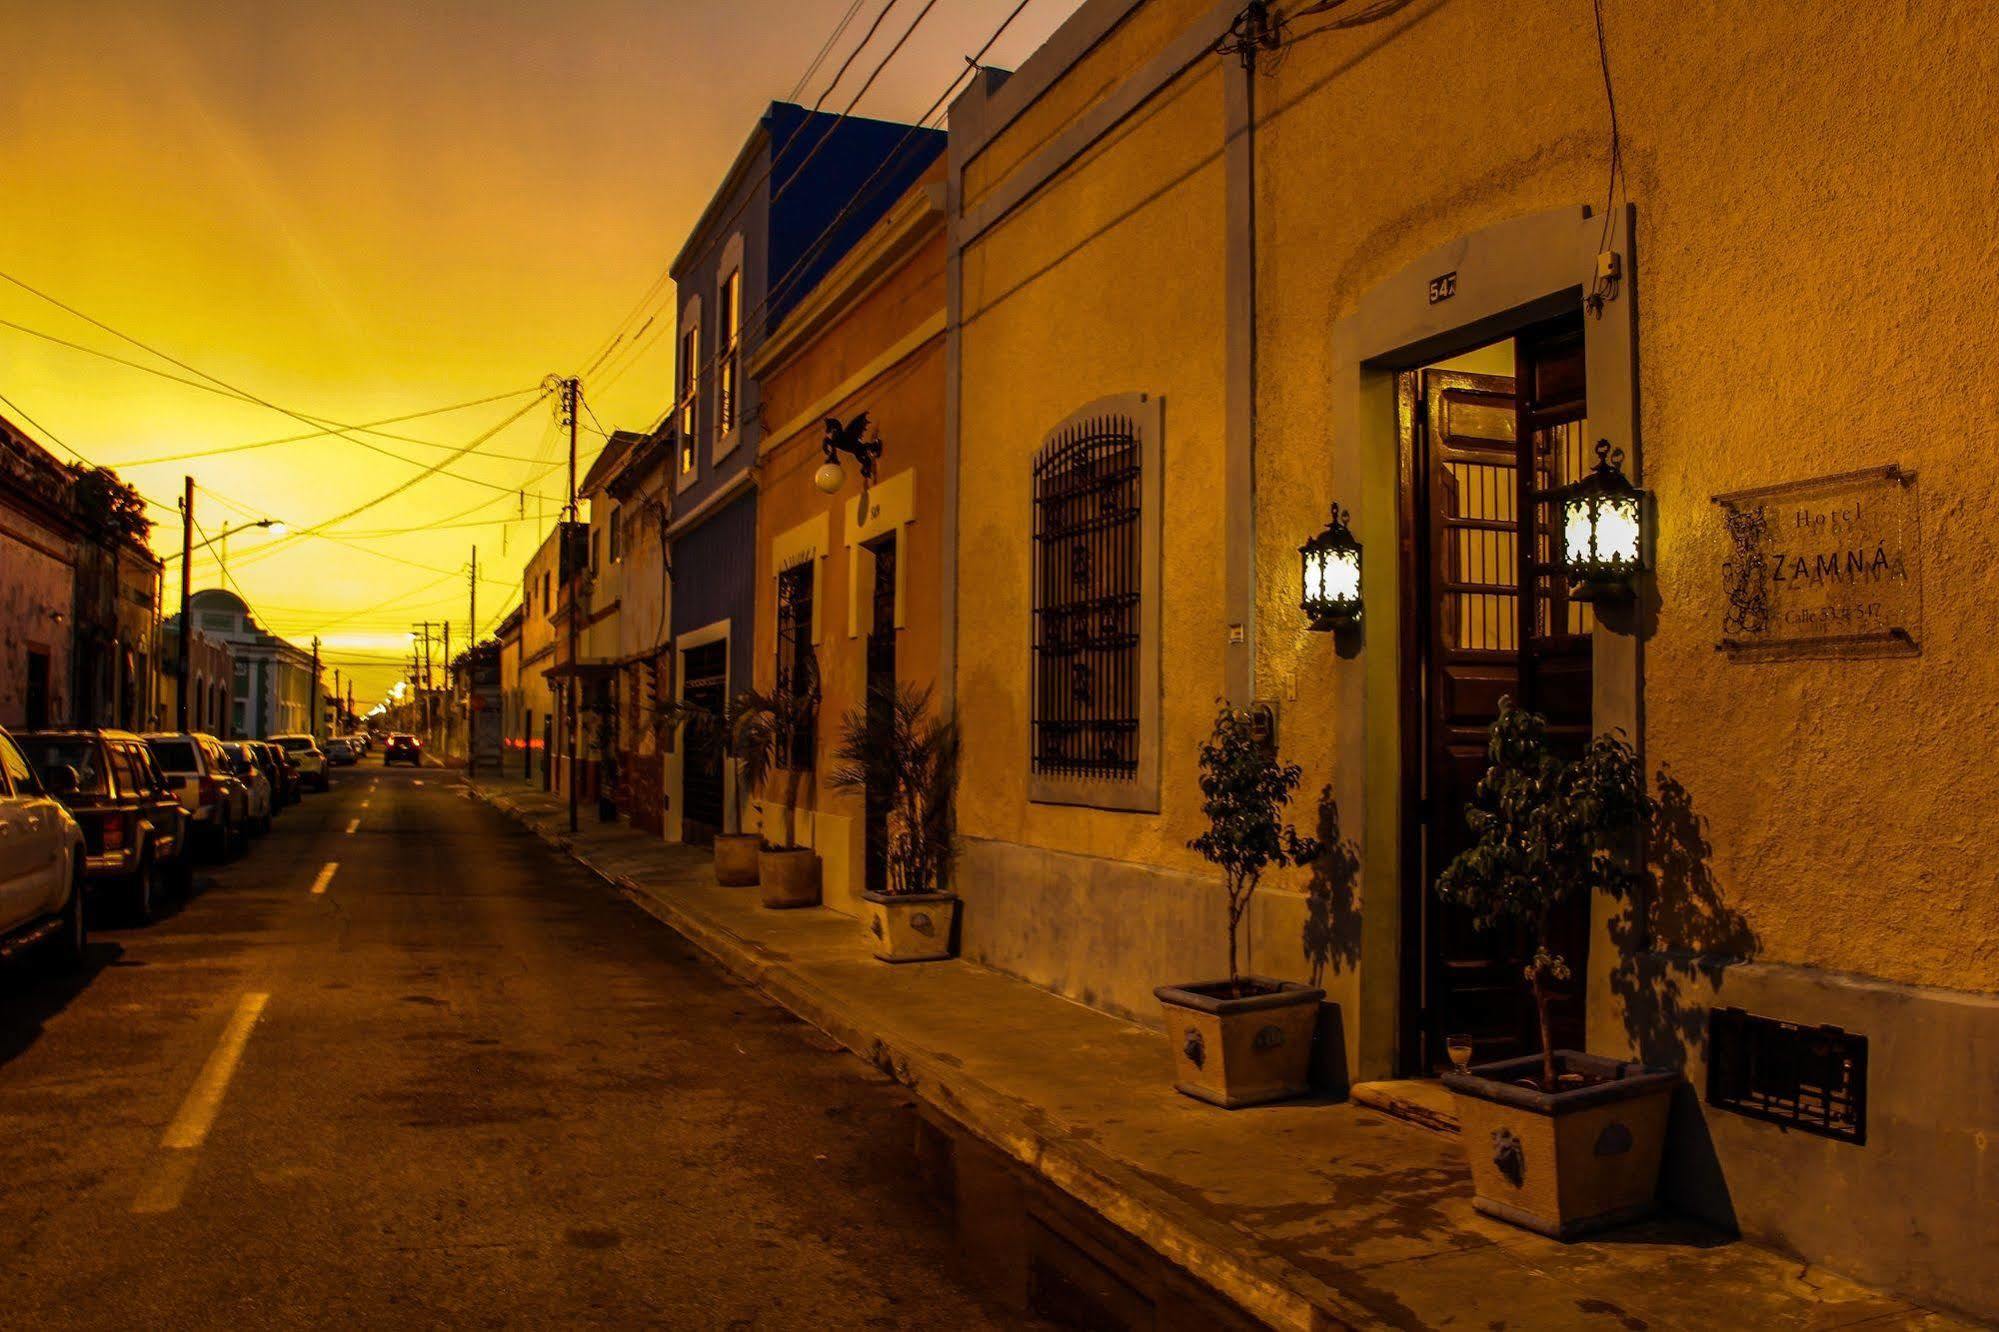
[717,269,741,436]
[677,324,700,473]
[776,561,815,771]
[1032,409,1144,782]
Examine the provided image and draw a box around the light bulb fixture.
[1300,504,1363,631]
[1554,440,1649,599]
[817,412,883,495]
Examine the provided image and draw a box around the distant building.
[184,588,317,738]
[156,616,235,736]
[517,522,585,791]
[495,604,527,778]
[604,428,676,835]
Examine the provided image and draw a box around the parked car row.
[0,723,338,976]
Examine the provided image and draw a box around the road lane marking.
[310,862,339,895]
[413,779,424,787]
[133,992,271,1213]
[345,818,360,835]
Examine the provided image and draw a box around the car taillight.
[101,815,126,851]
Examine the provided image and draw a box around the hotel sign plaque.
[1713,465,1921,659]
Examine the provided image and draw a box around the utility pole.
[562,375,580,834]
[310,636,322,741]
[176,476,193,731]
[468,547,478,776]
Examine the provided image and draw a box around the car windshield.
[148,738,200,773]
[275,736,314,753]
[18,738,104,793]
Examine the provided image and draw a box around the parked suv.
[145,732,249,860]
[383,733,422,767]
[219,743,274,835]
[17,728,190,923]
[0,725,88,967]
[272,734,329,792]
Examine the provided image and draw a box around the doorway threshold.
[1351,1079,1461,1136]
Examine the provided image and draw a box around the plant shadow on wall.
[1301,786,1362,987]
[1610,761,1760,1233]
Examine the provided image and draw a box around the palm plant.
[731,653,821,850]
[1188,703,1320,993]
[827,682,960,896]
[1436,697,1651,1089]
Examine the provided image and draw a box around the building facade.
[0,419,80,730]
[155,617,234,737]
[518,522,584,792]
[945,0,1999,1319]
[604,428,675,835]
[495,604,528,779]
[747,162,948,916]
[664,101,945,845]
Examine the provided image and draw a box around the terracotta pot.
[758,847,820,909]
[862,890,957,963]
[713,833,761,887]
[1153,977,1323,1108]
[1444,1051,1679,1240]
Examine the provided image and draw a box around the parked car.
[219,743,274,834]
[383,733,423,767]
[17,728,190,922]
[272,734,329,791]
[264,741,301,806]
[324,737,358,767]
[251,741,296,809]
[0,725,88,967]
[347,733,372,755]
[145,732,250,860]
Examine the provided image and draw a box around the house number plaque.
[1713,465,1921,659]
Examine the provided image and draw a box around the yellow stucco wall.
[956,56,1232,878]
[1250,0,1999,993]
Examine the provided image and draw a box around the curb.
[466,779,1371,1331]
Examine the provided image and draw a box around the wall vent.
[1707,1006,1867,1145]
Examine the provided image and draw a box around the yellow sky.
[0,0,1078,705]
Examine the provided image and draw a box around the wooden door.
[680,640,728,843]
[1400,320,1594,1074]
[863,536,897,894]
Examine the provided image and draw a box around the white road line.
[133,991,271,1213]
[413,780,424,787]
[361,798,371,809]
[310,862,339,895]
[345,818,360,835]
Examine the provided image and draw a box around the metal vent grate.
[1707,1006,1867,1145]
[1031,414,1141,780]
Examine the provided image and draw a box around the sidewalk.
[467,774,1965,1331]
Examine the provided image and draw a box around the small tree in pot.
[1155,704,1323,1108]
[828,682,960,961]
[664,695,759,885]
[1435,697,1677,1240]
[732,654,822,908]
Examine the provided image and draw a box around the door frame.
[1326,204,1644,1082]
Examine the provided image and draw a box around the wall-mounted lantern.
[1554,440,1649,598]
[815,412,883,494]
[1300,505,1363,631]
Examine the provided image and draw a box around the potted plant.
[665,695,759,886]
[732,655,822,909]
[1436,697,1676,1240]
[1156,704,1323,1108]
[828,682,960,962]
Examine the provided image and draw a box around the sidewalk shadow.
[0,939,122,1069]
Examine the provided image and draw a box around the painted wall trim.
[758,312,946,460]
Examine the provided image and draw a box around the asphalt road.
[0,758,1026,1329]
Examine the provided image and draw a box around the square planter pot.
[1154,977,1324,1108]
[1444,1051,1680,1240]
[862,890,957,963]
[759,848,821,909]
[713,833,761,887]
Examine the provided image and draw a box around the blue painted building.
[664,102,944,843]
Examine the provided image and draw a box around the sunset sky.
[0,0,1079,706]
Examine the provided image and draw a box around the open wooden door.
[1399,317,1595,1074]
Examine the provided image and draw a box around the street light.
[815,413,883,494]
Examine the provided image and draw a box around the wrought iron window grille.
[1707,1006,1867,1145]
[1032,413,1143,780]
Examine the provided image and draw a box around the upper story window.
[716,269,742,437]
[1029,394,1163,812]
[677,324,700,474]
[609,506,623,563]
